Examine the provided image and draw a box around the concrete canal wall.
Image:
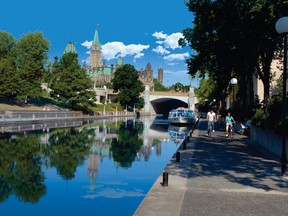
[250,125,288,160]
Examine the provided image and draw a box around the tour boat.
[168,107,196,125]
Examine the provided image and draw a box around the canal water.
[0,117,192,216]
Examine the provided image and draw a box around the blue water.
[0,117,190,216]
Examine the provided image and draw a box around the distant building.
[84,29,124,87]
[63,41,77,55]
[139,64,165,87]
[63,28,163,87]
[139,63,154,85]
[158,65,163,84]
[253,58,282,102]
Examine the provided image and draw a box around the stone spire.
[90,28,102,68]
[92,30,101,47]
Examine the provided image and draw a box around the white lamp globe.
[275,17,288,34]
[230,78,238,85]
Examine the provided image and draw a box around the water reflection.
[0,135,46,203]
[0,117,182,215]
[111,120,143,168]
[46,127,93,180]
[168,125,193,144]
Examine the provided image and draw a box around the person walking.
[206,107,216,136]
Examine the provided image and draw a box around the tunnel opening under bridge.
[150,98,189,118]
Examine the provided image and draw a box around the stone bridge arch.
[142,85,197,116]
[149,98,189,117]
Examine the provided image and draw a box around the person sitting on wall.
[239,117,250,136]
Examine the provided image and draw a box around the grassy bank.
[0,97,123,112]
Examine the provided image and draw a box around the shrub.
[251,108,268,129]
[251,96,288,134]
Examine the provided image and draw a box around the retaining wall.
[250,125,288,160]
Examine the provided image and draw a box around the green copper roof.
[92,30,100,46]
[86,67,112,78]
[103,67,111,75]
[92,72,100,78]
[63,42,77,54]
[116,57,123,66]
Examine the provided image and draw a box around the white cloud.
[81,40,92,49]
[152,31,184,50]
[152,31,167,39]
[82,187,145,199]
[81,40,149,61]
[166,62,178,66]
[152,45,170,55]
[164,32,183,50]
[163,52,189,62]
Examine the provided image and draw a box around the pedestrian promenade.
[134,119,288,216]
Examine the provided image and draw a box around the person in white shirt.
[206,108,216,135]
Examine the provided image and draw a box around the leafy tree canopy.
[153,79,169,91]
[180,0,288,108]
[0,31,49,100]
[195,77,217,106]
[15,32,50,99]
[50,52,96,111]
[112,64,145,109]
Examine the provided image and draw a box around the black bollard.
[162,171,169,186]
[176,151,180,162]
[182,140,187,150]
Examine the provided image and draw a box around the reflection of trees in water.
[0,135,46,203]
[46,127,93,180]
[110,121,143,168]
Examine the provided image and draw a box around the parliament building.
[63,29,164,87]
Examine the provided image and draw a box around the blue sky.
[0,0,198,87]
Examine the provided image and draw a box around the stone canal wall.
[250,125,288,160]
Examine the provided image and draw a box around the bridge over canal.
[96,85,198,116]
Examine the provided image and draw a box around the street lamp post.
[230,78,238,114]
[276,17,288,176]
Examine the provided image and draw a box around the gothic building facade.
[84,30,124,87]
[63,29,164,87]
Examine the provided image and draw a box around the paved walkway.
[134,119,288,216]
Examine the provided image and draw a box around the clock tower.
[90,29,102,68]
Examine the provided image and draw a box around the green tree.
[0,31,15,58]
[180,0,288,109]
[50,52,96,111]
[0,31,21,98]
[153,79,169,91]
[112,64,145,109]
[15,31,50,100]
[172,82,184,92]
[195,77,218,106]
